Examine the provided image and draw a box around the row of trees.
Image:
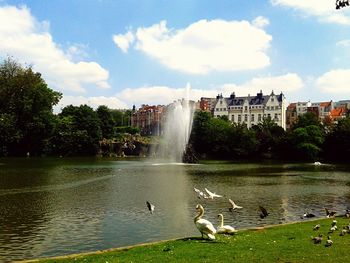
[189,110,350,162]
[1,57,350,162]
[0,58,136,157]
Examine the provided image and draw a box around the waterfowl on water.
[204,188,223,199]
[146,201,155,214]
[194,187,209,199]
[228,199,242,212]
[301,212,316,219]
[311,234,323,244]
[217,214,237,234]
[325,208,336,218]
[194,204,216,240]
[259,206,269,219]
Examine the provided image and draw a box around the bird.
[204,188,223,199]
[146,201,155,214]
[329,226,337,233]
[194,187,209,199]
[340,229,348,236]
[301,212,316,219]
[331,220,337,227]
[216,214,237,234]
[194,204,216,240]
[344,209,350,218]
[311,234,323,244]
[325,236,333,247]
[259,206,269,219]
[325,208,336,218]
[313,224,320,231]
[228,198,243,212]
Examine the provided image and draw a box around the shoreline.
[21,216,325,263]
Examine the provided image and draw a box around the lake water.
[1,158,350,262]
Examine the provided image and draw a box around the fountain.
[153,83,196,163]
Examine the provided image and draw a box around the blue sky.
[0,0,350,110]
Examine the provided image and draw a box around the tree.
[0,58,62,156]
[97,105,115,139]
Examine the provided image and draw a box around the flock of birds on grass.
[146,187,350,244]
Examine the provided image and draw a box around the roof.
[330,107,346,118]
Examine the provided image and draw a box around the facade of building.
[199,97,217,113]
[311,101,333,120]
[212,91,287,129]
[131,104,165,136]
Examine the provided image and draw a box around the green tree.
[0,58,61,156]
[97,105,115,139]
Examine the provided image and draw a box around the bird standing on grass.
[325,208,336,218]
[325,236,333,247]
[311,234,323,244]
[313,224,320,231]
[217,214,237,234]
[194,204,216,240]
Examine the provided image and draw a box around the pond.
[0,158,350,262]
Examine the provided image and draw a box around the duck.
[217,214,237,234]
[204,188,223,199]
[194,204,216,240]
[228,198,243,212]
[325,236,333,247]
[311,234,323,244]
[146,201,155,214]
[313,224,320,231]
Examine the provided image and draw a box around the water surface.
[0,158,349,262]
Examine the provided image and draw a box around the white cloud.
[336,39,350,46]
[112,31,135,53]
[316,69,350,95]
[0,5,110,93]
[252,16,270,28]
[271,0,350,25]
[113,19,272,74]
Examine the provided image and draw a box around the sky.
[0,0,350,111]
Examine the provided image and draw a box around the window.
[231,115,234,122]
[245,106,248,111]
[274,113,278,120]
[267,106,270,110]
[238,115,241,122]
[244,114,248,122]
[251,114,255,122]
[258,114,262,121]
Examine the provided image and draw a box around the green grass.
[28,217,350,263]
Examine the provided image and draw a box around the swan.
[194,187,209,199]
[146,201,155,214]
[204,188,223,199]
[194,204,216,240]
[217,214,237,234]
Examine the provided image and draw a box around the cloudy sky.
[0,0,350,110]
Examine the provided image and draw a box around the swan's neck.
[219,216,224,227]
[194,208,204,222]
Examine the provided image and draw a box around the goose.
[313,224,320,231]
[204,188,223,199]
[228,199,243,212]
[146,201,155,214]
[217,214,237,234]
[331,220,337,227]
[194,204,216,240]
[301,212,316,219]
[340,229,348,236]
[259,206,269,219]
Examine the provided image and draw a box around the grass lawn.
[27,217,350,263]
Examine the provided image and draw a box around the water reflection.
[0,158,350,261]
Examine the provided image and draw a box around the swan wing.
[205,188,222,198]
[229,199,243,209]
[196,218,217,235]
[217,225,237,234]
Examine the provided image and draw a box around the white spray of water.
[155,83,195,163]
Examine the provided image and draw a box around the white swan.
[194,204,216,240]
[217,214,237,234]
[228,198,243,211]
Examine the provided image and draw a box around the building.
[310,101,333,120]
[131,104,165,136]
[212,90,287,129]
[286,103,297,130]
[199,97,217,113]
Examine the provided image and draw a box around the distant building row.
[131,91,350,135]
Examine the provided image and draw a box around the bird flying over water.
[194,187,209,199]
[259,206,269,219]
[204,188,223,199]
[146,201,155,214]
[228,198,243,212]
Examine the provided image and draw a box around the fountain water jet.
[153,83,195,163]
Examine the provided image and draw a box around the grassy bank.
[27,217,350,263]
